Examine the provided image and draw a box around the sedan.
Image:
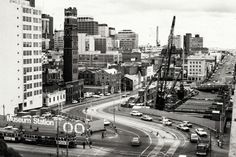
[177,124,190,132]
[162,119,172,126]
[130,110,143,116]
[195,128,208,137]
[141,115,152,121]
[104,119,111,126]
[131,137,141,146]
[182,121,192,127]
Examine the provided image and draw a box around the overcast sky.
[36,0,236,49]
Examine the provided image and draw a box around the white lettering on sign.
[6,115,55,126]
[63,122,85,134]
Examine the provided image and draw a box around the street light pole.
[3,104,5,116]
[56,105,59,157]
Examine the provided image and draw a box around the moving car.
[92,95,101,98]
[195,128,208,137]
[130,110,142,116]
[131,137,141,146]
[177,124,190,132]
[141,115,152,121]
[182,121,192,127]
[104,119,111,126]
[162,119,172,126]
[190,133,199,143]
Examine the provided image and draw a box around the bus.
[0,126,22,142]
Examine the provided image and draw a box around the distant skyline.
[37,0,236,49]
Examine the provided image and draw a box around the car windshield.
[132,137,139,141]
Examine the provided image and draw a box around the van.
[190,133,199,143]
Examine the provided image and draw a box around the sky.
[36,0,236,49]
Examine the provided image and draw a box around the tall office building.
[115,30,138,52]
[184,33,192,53]
[0,0,43,115]
[173,35,182,49]
[98,24,109,37]
[42,14,54,50]
[190,34,203,49]
[77,16,98,35]
[109,27,116,39]
[54,30,64,51]
[63,7,79,82]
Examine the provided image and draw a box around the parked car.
[72,100,78,104]
[195,128,208,137]
[177,124,190,132]
[141,115,152,121]
[190,133,199,143]
[162,119,172,126]
[182,121,192,127]
[130,110,142,116]
[99,93,104,96]
[105,93,111,96]
[92,95,101,98]
[131,137,141,146]
[104,119,111,126]
[122,94,127,98]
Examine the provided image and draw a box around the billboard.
[0,115,85,134]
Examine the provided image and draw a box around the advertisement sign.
[0,115,85,134]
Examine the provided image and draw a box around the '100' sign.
[63,122,85,134]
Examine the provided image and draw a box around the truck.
[88,119,105,132]
[196,138,211,156]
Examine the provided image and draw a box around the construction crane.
[154,16,176,110]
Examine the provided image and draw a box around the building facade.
[77,16,98,35]
[63,7,79,82]
[173,35,182,49]
[54,30,64,51]
[0,0,42,115]
[78,51,122,68]
[98,24,109,37]
[42,14,53,50]
[116,30,138,52]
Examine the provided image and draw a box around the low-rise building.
[122,52,141,62]
[78,51,122,68]
[187,54,215,82]
[78,68,121,93]
[43,84,66,108]
[121,74,141,91]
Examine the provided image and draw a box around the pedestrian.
[89,141,92,148]
[101,132,104,139]
[82,141,86,149]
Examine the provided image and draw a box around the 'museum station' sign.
[0,115,85,134]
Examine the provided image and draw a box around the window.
[33,9,39,15]
[23,8,31,14]
[23,25,31,30]
[23,42,32,47]
[23,33,32,39]
[23,16,31,22]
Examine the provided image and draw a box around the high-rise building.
[173,35,182,49]
[115,30,138,52]
[98,24,109,37]
[54,30,64,51]
[77,16,98,35]
[95,37,113,53]
[63,7,79,82]
[190,34,203,49]
[0,0,43,115]
[109,27,116,39]
[42,14,54,50]
[184,33,192,53]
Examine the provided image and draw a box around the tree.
[0,140,22,157]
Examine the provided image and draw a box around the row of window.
[34,82,42,88]
[34,66,42,72]
[189,61,202,64]
[25,83,32,90]
[33,58,42,64]
[23,59,32,64]
[190,65,201,68]
[189,69,201,72]
[189,72,201,75]
[24,75,32,83]
[23,33,42,39]
[23,42,42,47]
[24,89,42,99]
[23,25,42,31]
[49,94,65,103]
[23,16,31,22]
[33,18,41,24]
[23,67,32,73]
[23,50,42,56]
[34,74,42,80]
[23,8,41,15]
